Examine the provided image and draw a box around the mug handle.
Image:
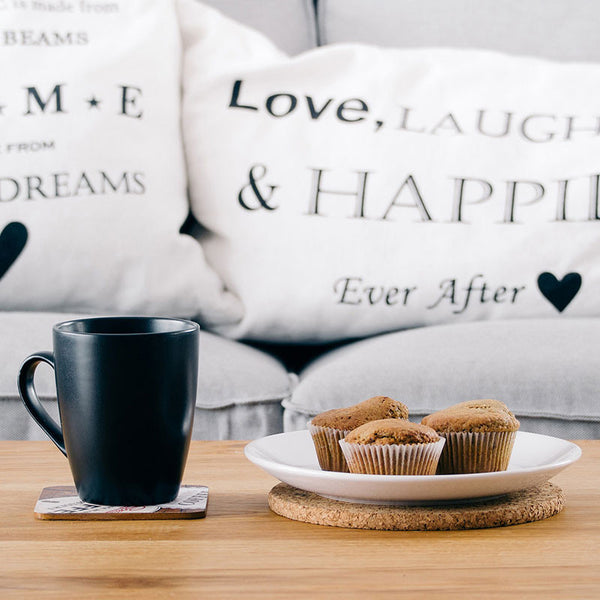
[17,352,66,456]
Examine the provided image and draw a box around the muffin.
[308,396,409,472]
[449,399,511,412]
[338,419,445,475]
[421,400,520,474]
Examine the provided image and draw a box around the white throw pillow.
[0,0,242,326]
[179,0,600,342]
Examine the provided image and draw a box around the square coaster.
[34,485,208,520]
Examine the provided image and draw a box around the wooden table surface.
[1,440,599,599]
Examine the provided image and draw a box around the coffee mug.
[17,317,199,506]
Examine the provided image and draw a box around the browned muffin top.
[311,396,409,430]
[450,399,511,412]
[345,419,440,445]
[421,401,519,433]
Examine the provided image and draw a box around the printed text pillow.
[0,0,241,326]
[179,0,600,342]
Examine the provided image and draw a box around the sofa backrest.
[207,0,600,62]
[317,0,600,61]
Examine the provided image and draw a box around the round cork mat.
[268,482,564,530]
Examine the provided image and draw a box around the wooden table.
[1,440,599,599]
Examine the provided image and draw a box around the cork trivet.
[268,482,564,530]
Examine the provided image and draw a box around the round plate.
[244,430,581,504]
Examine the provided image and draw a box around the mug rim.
[53,316,199,337]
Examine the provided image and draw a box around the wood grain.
[1,440,599,599]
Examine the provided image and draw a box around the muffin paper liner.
[338,437,445,475]
[308,422,352,472]
[436,430,517,474]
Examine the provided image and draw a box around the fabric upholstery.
[318,0,600,62]
[284,319,600,438]
[203,0,317,54]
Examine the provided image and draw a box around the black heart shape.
[0,222,28,281]
[537,272,582,312]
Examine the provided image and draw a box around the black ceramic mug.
[17,317,199,506]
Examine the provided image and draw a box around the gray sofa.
[2,0,599,441]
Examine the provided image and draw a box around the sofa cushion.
[0,312,291,440]
[283,319,600,438]
[318,0,600,62]
[178,0,600,343]
[202,0,317,54]
[0,1,241,328]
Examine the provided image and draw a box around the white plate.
[244,430,581,505]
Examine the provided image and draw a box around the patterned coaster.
[268,482,564,530]
[34,485,208,520]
